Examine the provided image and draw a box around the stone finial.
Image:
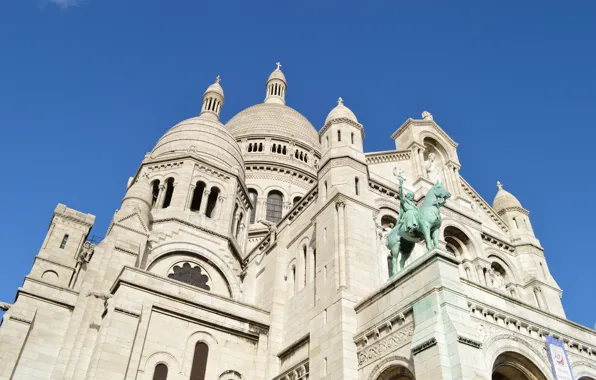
[215,75,221,83]
[497,181,503,191]
[338,97,344,105]
[422,111,433,120]
[276,62,282,70]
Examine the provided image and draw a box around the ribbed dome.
[226,103,320,149]
[493,181,523,213]
[152,116,244,178]
[325,98,358,125]
[204,81,224,97]
[268,69,286,83]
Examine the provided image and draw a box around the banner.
[545,336,574,380]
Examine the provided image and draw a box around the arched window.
[324,181,328,199]
[303,245,307,287]
[277,145,282,154]
[272,143,276,152]
[190,342,209,380]
[326,136,329,148]
[311,248,316,282]
[304,154,308,163]
[248,189,258,224]
[266,191,284,223]
[60,234,69,249]
[168,263,210,290]
[259,142,263,152]
[337,130,341,142]
[152,363,168,380]
[282,146,287,155]
[205,187,220,218]
[295,150,299,158]
[162,178,175,208]
[513,217,519,229]
[190,181,206,211]
[351,132,355,144]
[151,180,160,207]
[293,196,302,205]
[247,143,252,152]
[354,177,360,195]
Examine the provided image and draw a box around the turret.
[264,62,287,105]
[492,181,538,246]
[320,98,365,166]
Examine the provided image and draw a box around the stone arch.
[286,258,297,297]
[147,243,241,299]
[41,270,59,283]
[484,334,553,380]
[492,351,549,380]
[263,185,290,202]
[183,331,220,380]
[140,351,181,379]
[367,355,416,380]
[218,369,243,379]
[442,223,478,261]
[572,361,596,380]
[486,250,520,285]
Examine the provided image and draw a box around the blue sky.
[1,1,594,328]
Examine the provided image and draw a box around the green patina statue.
[386,169,451,276]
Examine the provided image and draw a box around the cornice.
[365,150,411,164]
[391,118,458,148]
[319,117,365,139]
[497,206,530,216]
[317,155,368,178]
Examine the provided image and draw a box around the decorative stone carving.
[412,337,437,355]
[0,302,11,311]
[457,335,482,349]
[168,263,210,291]
[425,152,442,183]
[77,241,95,264]
[488,268,506,292]
[357,324,414,366]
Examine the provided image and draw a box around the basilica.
[1,64,595,380]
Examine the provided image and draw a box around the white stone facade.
[1,65,595,380]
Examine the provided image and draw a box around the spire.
[264,62,287,105]
[200,76,225,121]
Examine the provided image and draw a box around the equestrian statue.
[386,168,451,277]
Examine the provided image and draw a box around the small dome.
[151,116,244,178]
[204,76,224,97]
[267,62,287,84]
[325,97,358,125]
[123,175,153,206]
[492,181,523,213]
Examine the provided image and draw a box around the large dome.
[151,116,244,177]
[225,103,320,150]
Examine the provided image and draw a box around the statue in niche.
[489,268,506,291]
[386,168,451,277]
[425,152,442,184]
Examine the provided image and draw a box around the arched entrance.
[375,365,415,380]
[492,351,547,380]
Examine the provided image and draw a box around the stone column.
[156,184,166,208]
[198,190,210,215]
[475,264,485,286]
[336,200,347,289]
[215,195,225,220]
[231,212,240,237]
[186,184,196,209]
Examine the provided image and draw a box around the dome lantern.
[264,62,287,105]
[200,76,225,121]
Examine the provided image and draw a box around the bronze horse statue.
[386,179,451,276]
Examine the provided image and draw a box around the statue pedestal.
[396,248,486,379]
